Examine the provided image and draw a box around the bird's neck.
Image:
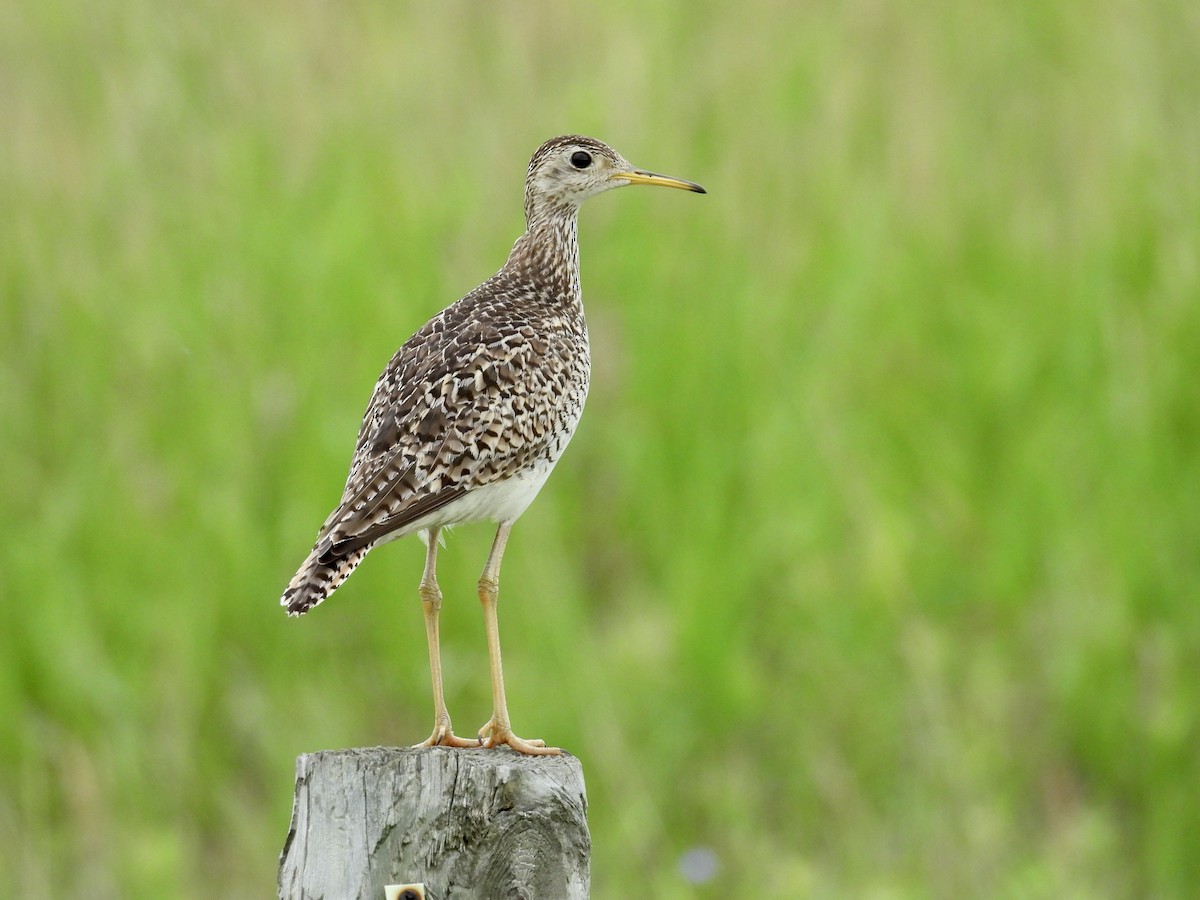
[504,208,582,303]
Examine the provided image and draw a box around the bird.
[281,135,705,755]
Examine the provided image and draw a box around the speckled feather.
[281,137,618,615]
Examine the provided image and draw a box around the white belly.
[373,456,562,550]
[429,461,559,528]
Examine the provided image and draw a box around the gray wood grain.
[278,747,589,900]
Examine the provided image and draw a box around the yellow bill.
[611,168,707,193]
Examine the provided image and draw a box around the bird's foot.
[478,718,562,756]
[413,718,482,750]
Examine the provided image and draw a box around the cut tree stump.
[278,747,589,900]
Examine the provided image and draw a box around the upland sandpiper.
[281,135,705,755]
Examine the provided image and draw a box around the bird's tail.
[280,544,369,616]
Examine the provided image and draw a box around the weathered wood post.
[278,747,589,900]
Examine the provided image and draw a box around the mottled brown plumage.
[281,135,704,754]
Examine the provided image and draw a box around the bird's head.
[524,135,705,223]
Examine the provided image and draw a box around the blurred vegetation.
[3,0,1199,897]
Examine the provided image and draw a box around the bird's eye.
[570,150,592,169]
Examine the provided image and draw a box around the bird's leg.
[413,527,479,750]
[476,522,561,756]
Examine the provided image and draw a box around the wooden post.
[278,747,590,900]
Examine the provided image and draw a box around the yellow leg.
[476,522,561,756]
[413,527,479,750]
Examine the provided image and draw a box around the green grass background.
[3,0,1199,896]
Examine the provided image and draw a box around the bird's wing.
[311,289,573,561]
